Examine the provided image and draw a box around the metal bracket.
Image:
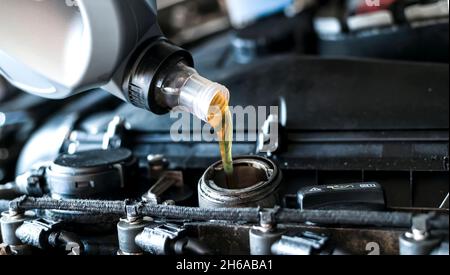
[142,171,184,205]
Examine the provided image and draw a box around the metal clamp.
[124,200,145,221]
[258,206,281,231]
[8,195,28,214]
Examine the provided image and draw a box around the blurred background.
[156,0,448,62]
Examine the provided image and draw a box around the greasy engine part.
[0,209,33,255]
[0,210,28,247]
[249,226,286,255]
[0,196,448,255]
[43,149,138,233]
[135,223,212,255]
[198,156,282,208]
[248,208,336,256]
[14,219,84,255]
[117,216,153,255]
[3,196,449,230]
[187,222,400,255]
[118,216,212,256]
[46,148,138,200]
[399,213,449,255]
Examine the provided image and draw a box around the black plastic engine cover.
[297,182,386,211]
[219,55,449,131]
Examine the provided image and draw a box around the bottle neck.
[125,39,229,122]
[157,62,229,122]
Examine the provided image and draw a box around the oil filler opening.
[212,161,272,190]
[198,156,282,208]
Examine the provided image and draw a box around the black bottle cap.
[125,38,194,114]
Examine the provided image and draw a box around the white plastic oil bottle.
[0,0,229,123]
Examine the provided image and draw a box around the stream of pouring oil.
[207,93,234,188]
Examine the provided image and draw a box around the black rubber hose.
[1,196,430,229]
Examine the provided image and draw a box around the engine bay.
[0,0,449,257]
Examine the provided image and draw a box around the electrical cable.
[2,196,440,229]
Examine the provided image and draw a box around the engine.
[0,0,448,257]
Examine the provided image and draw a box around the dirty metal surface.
[186,222,405,255]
